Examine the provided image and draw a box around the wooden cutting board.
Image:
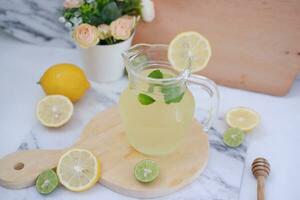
[134,0,300,96]
[0,106,209,198]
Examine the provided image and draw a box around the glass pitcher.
[119,44,219,156]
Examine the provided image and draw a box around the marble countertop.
[0,30,299,199]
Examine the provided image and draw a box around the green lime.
[36,169,59,195]
[223,128,245,148]
[134,160,159,183]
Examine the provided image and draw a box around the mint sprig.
[147,69,163,93]
[138,93,155,105]
[148,69,163,79]
[161,86,185,104]
[138,69,185,105]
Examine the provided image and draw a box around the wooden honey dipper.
[252,157,271,200]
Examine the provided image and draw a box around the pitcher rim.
[123,43,190,85]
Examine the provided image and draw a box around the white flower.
[58,16,66,23]
[70,17,82,27]
[141,0,155,22]
[70,17,78,24]
[86,0,94,3]
[76,17,83,25]
[74,11,81,17]
[65,22,73,29]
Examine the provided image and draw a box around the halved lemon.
[168,31,212,72]
[57,148,101,192]
[226,107,260,132]
[36,95,73,127]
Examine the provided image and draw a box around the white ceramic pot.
[80,34,134,82]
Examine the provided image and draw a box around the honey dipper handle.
[0,149,64,189]
[257,176,265,200]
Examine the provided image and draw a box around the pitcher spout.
[122,43,152,70]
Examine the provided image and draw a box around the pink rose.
[110,15,136,40]
[73,24,99,48]
[63,0,84,9]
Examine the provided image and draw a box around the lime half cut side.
[36,169,59,195]
[134,160,160,183]
[223,128,245,148]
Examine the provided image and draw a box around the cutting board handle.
[0,149,63,189]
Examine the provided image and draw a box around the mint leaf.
[138,93,155,105]
[147,69,163,93]
[165,92,184,104]
[161,86,185,104]
[148,70,163,79]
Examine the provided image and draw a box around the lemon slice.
[36,95,73,127]
[57,148,101,192]
[226,107,260,132]
[168,31,212,72]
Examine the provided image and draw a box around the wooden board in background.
[134,0,300,96]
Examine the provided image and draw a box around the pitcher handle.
[188,75,219,131]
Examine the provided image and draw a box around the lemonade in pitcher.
[120,68,195,155]
[120,32,219,156]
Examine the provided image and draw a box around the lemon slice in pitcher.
[36,95,73,127]
[57,148,101,192]
[168,32,212,72]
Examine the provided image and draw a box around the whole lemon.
[39,63,90,102]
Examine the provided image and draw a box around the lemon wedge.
[226,107,260,132]
[36,95,73,127]
[57,148,101,192]
[168,31,212,72]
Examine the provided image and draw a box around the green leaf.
[101,1,122,24]
[138,93,155,105]
[165,92,184,104]
[147,69,163,93]
[161,86,185,104]
[148,69,163,79]
[119,0,142,15]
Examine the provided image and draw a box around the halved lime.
[134,160,159,183]
[36,169,59,194]
[223,128,245,148]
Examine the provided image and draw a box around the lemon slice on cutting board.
[226,107,260,132]
[168,31,212,72]
[36,95,73,127]
[57,148,101,192]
